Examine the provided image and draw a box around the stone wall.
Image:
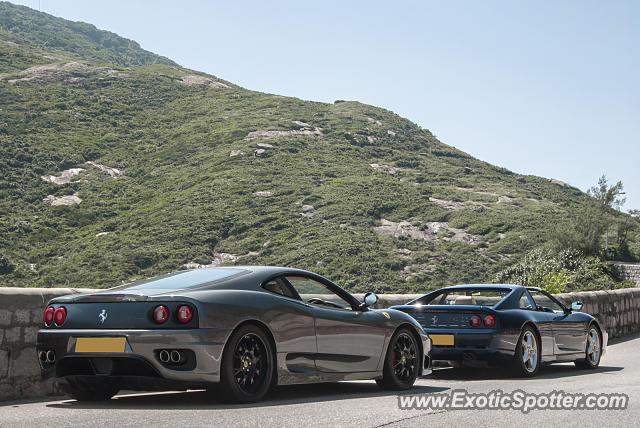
[1,287,639,402]
[555,288,640,338]
[0,287,91,402]
[353,293,422,308]
[609,262,640,287]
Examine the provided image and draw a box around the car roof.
[106,266,317,294]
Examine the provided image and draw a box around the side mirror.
[363,292,379,308]
[570,301,583,312]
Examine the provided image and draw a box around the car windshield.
[121,268,247,290]
[417,288,510,306]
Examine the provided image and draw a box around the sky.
[12,0,640,211]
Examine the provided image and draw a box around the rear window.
[418,288,510,306]
[122,268,247,290]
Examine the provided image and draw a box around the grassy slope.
[0,1,175,67]
[0,4,591,292]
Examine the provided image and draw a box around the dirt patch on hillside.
[6,62,116,84]
[245,128,324,140]
[549,178,579,190]
[244,121,324,140]
[428,197,466,210]
[457,187,514,203]
[180,75,229,88]
[183,251,259,268]
[42,162,121,184]
[300,204,315,218]
[369,164,400,175]
[43,193,82,206]
[41,168,85,185]
[85,161,122,177]
[375,219,480,244]
[395,248,412,258]
[457,187,498,196]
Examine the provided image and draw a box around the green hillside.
[0,2,175,68]
[0,3,611,292]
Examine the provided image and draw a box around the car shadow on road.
[46,381,449,410]
[430,364,623,381]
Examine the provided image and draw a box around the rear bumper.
[37,327,232,387]
[427,329,518,365]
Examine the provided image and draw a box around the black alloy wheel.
[215,324,275,403]
[376,328,419,390]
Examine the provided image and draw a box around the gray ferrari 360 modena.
[37,266,432,403]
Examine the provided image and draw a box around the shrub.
[0,254,15,275]
[495,247,623,291]
[537,270,573,294]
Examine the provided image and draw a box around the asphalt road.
[2,334,638,428]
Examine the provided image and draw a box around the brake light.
[44,307,54,326]
[153,305,170,324]
[176,305,193,323]
[53,307,67,326]
[469,315,482,327]
[484,315,496,327]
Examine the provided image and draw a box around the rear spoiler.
[52,293,149,303]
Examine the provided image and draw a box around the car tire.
[216,324,275,403]
[575,325,602,369]
[512,326,540,377]
[376,328,419,391]
[64,378,119,401]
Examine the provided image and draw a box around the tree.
[554,199,608,257]
[621,210,640,261]
[617,215,637,248]
[588,175,626,210]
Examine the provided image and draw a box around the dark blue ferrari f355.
[390,284,607,377]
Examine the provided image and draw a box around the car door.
[519,290,555,358]
[529,289,585,355]
[284,275,387,373]
[261,277,318,373]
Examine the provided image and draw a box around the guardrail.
[1,286,639,401]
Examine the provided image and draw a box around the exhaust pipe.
[159,350,170,363]
[39,351,47,363]
[170,350,182,364]
[46,350,56,363]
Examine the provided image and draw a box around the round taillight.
[153,305,170,324]
[44,307,54,326]
[176,305,193,323]
[484,315,496,328]
[53,307,67,326]
[469,315,482,327]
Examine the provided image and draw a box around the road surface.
[2,334,638,427]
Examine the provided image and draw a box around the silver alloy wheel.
[587,327,601,365]
[522,331,538,373]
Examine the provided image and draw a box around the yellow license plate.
[75,337,126,353]
[430,334,454,346]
